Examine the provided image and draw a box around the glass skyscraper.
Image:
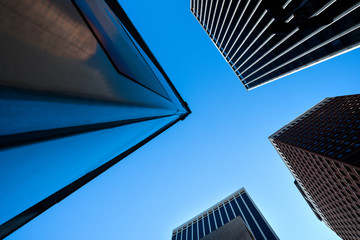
[172,188,279,240]
[191,0,360,90]
[0,0,190,238]
[269,94,360,240]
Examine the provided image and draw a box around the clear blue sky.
[6,0,360,239]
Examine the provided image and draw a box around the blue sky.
[6,0,360,239]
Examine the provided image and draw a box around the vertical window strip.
[203,0,209,27]
[235,195,252,233]
[246,21,360,87]
[206,0,214,31]
[183,227,188,240]
[239,27,298,77]
[242,2,360,83]
[209,212,217,232]
[176,230,181,240]
[223,0,252,54]
[219,204,230,224]
[213,0,227,39]
[196,0,200,17]
[199,0,203,25]
[225,201,236,220]
[193,221,198,240]
[215,0,233,45]
[214,209,223,228]
[209,0,219,36]
[232,18,274,70]
[219,0,242,47]
[240,193,267,240]
[228,198,238,219]
[199,218,205,238]
[203,215,210,235]
[228,6,267,62]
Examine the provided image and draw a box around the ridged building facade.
[172,188,279,240]
[191,0,360,90]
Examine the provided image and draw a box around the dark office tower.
[269,94,360,240]
[171,188,279,240]
[0,0,190,238]
[190,0,360,90]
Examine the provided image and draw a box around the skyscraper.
[190,0,360,90]
[269,94,360,240]
[171,188,279,240]
[0,0,190,238]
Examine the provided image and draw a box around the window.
[214,209,222,228]
[192,221,198,240]
[203,216,210,235]
[198,219,204,238]
[219,205,229,224]
[209,213,216,232]
[225,202,235,220]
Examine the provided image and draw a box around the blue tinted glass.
[242,193,276,239]
[181,229,187,240]
[236,196,264,240]
[0,95,177,137]
[203,216,210,235]
[198,219,204,238]
[176,232,181,240]
[73,0,171,99]
[219,205,229,224]
[187,226,192,240]
[230,199,241,218]
[192,222,198,240]
[0,116,177,225]
[172,235,176,240]
[214,210,223,228]
[225,202,235,220]
[209,213,216,231]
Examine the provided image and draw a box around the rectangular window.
[236,196,264,240]
[219,205,229,224]
[181,228,187,240]
[214,209,223,228]
[198,219,204,238]
[209,212,216,231]
[230,198,241,217]
[187,226,192,240]
[192,222,198,240]
[225,202,235,220]
[176,232,181,240]
[203,216,210,235]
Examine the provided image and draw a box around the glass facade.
[191,0,360,90]
[0,0,190,238]
[172,188,279,240]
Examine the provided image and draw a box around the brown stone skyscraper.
[269,94,360,240]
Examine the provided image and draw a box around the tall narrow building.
[190,0,360,90]
[0,0,190,238]
[172,188,279,240]
[269,94,360,240]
